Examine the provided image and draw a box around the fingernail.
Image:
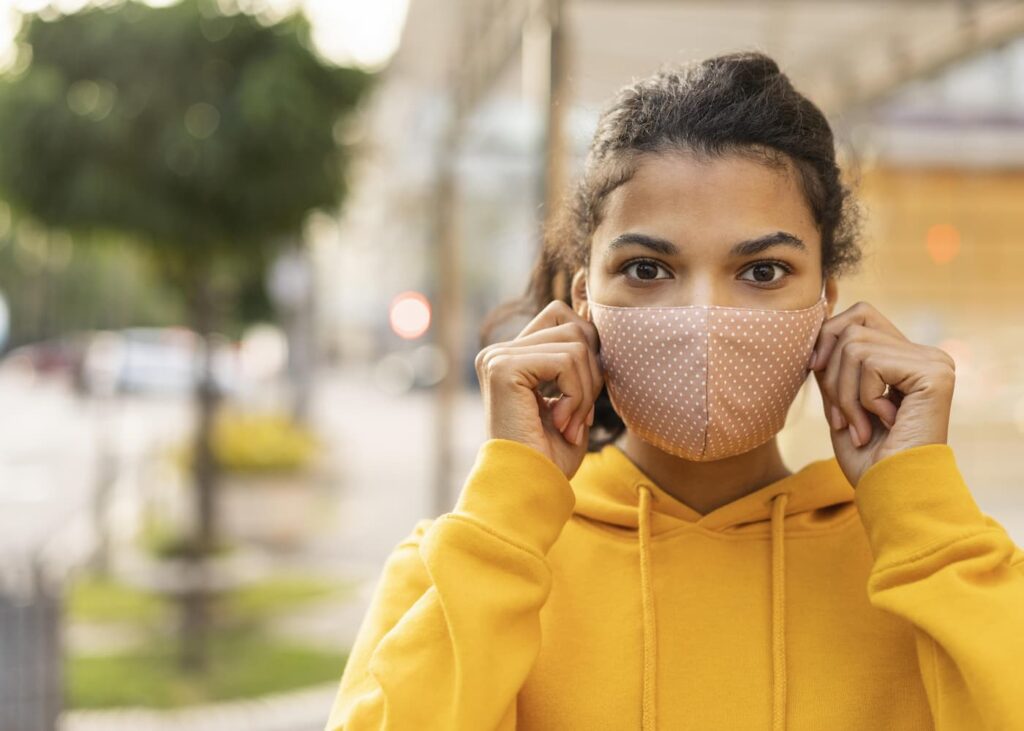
[848,423,861,447]
[574,422,585,446]
[586,405,595,426]
[830,405,845,430]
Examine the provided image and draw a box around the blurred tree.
[0,0,373,668]
[0,228,187,348]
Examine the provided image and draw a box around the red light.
[389,291,431,340]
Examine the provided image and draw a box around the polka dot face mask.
[586,282,829,462]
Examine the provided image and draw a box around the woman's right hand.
[474,300,604,479]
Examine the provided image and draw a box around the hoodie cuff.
[452,438,576,557]
[854,443,987,568]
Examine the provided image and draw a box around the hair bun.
[707,51,781,93]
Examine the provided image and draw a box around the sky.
[0,0,410,70]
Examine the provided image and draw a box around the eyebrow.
[605,230,806,259]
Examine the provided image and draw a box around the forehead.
[595,150,818,248]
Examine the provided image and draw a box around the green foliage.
[212,410,320,473]
[220,575,355,622]
[68,627,348,709]
[139,519,235,560]
[67,575,168,625]
[0,228,184,347]
[171,409,321,473]
[0,0,374,274]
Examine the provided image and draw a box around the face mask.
[585,281,828,462]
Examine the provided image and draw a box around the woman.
[326,51,1024,730]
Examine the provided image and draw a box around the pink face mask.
[586,281,829,462]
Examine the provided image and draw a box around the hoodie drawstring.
[636,486,790,731]
[637,486,657,731]
[770,491,789,731]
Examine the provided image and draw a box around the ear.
[570,268,590,321]
[824,276,839,318]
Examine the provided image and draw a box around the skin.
[572,148,828,513]
[476,148,956,509]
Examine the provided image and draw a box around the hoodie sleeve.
[853,443,1024,730]
[323,438,576,731]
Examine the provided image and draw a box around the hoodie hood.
[570,442,855,731]
[571,441,854,534]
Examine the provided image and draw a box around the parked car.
[82,327,240,397]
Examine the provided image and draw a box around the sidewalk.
[62,683,340,731]
[304,363,486,571]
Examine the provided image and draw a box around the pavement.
[0,367,193,574]
[61,683,341,731]
[303,363,486,569]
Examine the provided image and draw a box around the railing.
[0,558,63,731]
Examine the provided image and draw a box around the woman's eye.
[623,259,671,281]
[739,262,790,284]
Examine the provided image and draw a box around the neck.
[615,430,792,516]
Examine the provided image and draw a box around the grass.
[68,628,348,709]
[67,576,168,625]
[219,575,356,622]
[68,574,355,625]
[66,573,358,708]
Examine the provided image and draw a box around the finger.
[812,367,844,433]
[821,324,898,428]
[861,345,956,405]
[511,351,586,443]
[489,342,593,434]
[537,391,572,435]
[834,342,871,445]
[567,348,602,434]
[510,321,604,412]
[511,320,597,353]
[535,389,554,431]
[835,339,887,446]
[858,358,899,431]
[518,300,600,354]
[811,301,907,372]
[559,341,596,441]
[550,343,593,439]
[540,392,596,445]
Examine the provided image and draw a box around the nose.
[684,277,718,308]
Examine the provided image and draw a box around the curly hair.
[480,50,865,451]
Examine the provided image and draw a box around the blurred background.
[0,0,1022,729]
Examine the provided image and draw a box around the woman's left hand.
[809,301,956,487]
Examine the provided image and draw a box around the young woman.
[326,51,1024,730]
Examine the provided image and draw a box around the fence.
[0,558,63,731]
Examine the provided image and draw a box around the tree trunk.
[180,270,221,671]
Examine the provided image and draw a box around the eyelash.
[620,257,795,283]
[741,258,794,282]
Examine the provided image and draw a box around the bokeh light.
[389,290,431,340]
[926,223,961,264]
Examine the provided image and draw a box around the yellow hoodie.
[325,438,1024,730]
